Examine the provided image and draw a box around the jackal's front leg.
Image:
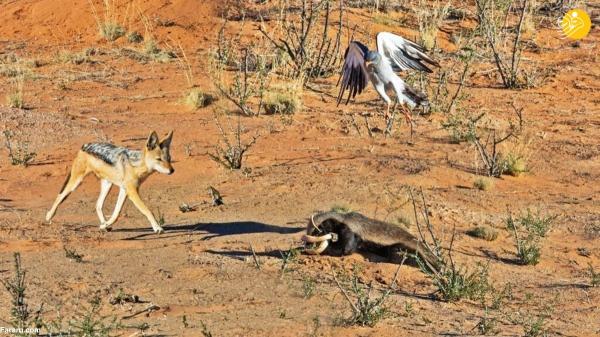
[125,185,164,234]
[100,187,127,231]
[96,180,112,224]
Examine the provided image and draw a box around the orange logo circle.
[560,9,591,40]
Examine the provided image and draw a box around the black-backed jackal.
[46,131,174,233]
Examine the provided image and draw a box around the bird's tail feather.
[403,85,429,108]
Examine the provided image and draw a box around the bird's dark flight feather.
[337,41,370,106]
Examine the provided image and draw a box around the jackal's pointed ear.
[160,130,174,149]
[146,131,160,150]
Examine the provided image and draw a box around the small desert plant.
[263,87,301,115]
[301,275,317,298]
[3,130,36,166]
[409,187,491,301]
[156,207,166,227]
[507,210,555,237]
[56,50,92,65]
[442,111,481,144]
[127,31,143,43]
[280,247,300,273]
[68,297,120,337]
[332,264,402,327]
[209,113,259,170]
[475,308,499,335]
[503,152,527,176]
[184,89,216,109]
[143,39,176,62]
[515,236,540,265]
[330,205,352,213]
[523,315,549,337]
[6,75,24,108]
[64,247,84,263]
[100,22,126,41]
[473,177,492,191]
[307,316,321,337]
[507,213,542,266]
[428,261,492,302]
[588,263,600,287]
[415,0,451,51]
[1,253,43,334]
[467,225,498,241]
[90,0,127,42]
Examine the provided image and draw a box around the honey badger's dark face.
[303,219,344,255]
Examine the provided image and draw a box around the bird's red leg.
[385,102,392,121]
[403,105,412,125]
[402,105,414,137]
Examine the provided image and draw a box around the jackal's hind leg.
[100,187,127,231]
[96,180,112,224]
[46,160,88,222]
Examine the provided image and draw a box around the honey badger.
[302,211,440,272]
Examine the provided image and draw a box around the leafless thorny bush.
[471,103,525,177]
[407,26,476,116]
[210,20,277,116]
[475,0,532,89]
[208,112,260,170]
[258,0,344,84]
[346,0,405,12]
[408,187,491,302]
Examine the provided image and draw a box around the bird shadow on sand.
[117,221,304,241]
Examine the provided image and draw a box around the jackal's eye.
[156,158,162,161]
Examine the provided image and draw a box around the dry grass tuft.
[467,225,498,241]
[184,89,217,109]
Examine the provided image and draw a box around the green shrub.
[503,153,527,176]
[426,262,491,302]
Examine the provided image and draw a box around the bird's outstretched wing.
[376,32,439,73]
[337,41,370,106]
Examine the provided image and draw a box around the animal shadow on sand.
[118,221,304,241]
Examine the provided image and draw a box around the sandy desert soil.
[0,1,599,336]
